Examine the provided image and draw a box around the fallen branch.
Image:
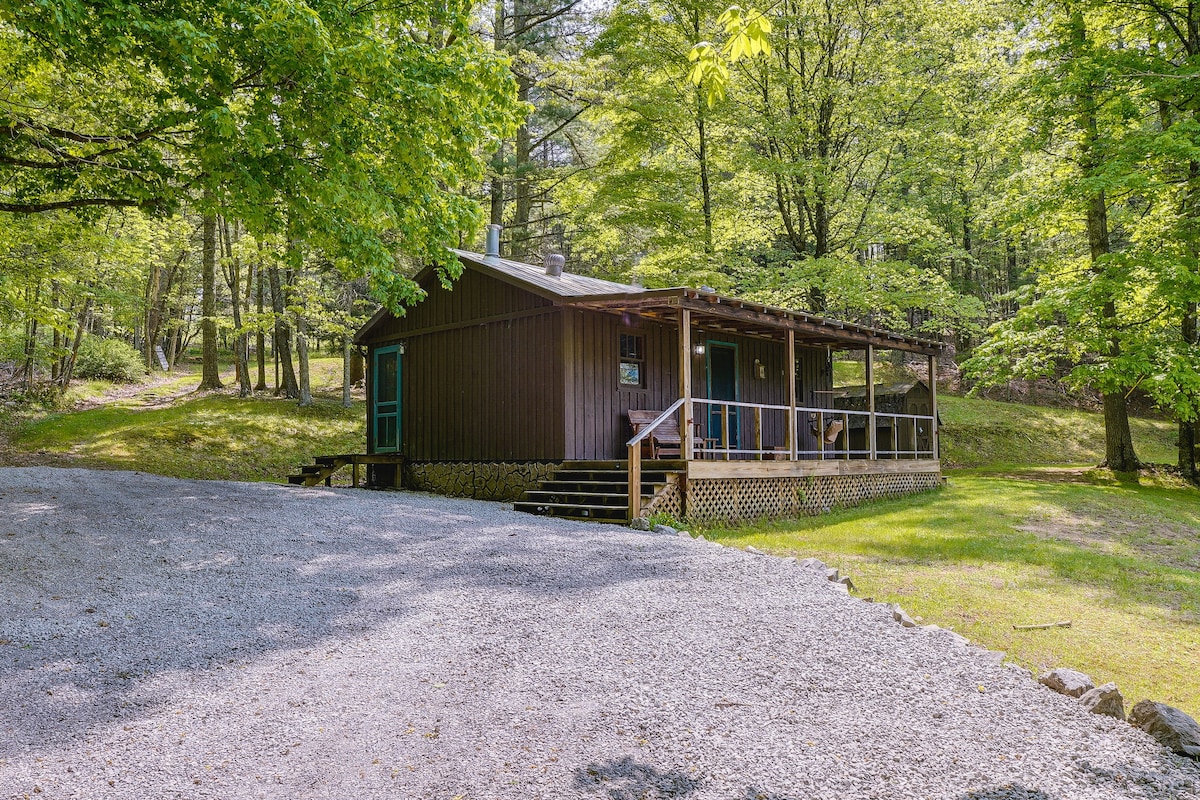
[1012,620,1072,631]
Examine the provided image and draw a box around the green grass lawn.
[3,356,364,482]
[708,470,1200,718]
[939,394,1178,467]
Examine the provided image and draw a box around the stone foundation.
[684,471,942,525]
[403,461,557,502]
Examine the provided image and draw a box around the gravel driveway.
[1,467,1197,800]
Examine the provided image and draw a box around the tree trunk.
[296,313,312,407]
[198,213,223,389]
[60,293,93,389]
[342,336,353,408]
[1103,388,1138,472]
[509,72,534,260]
[1070,9,1136,472]
[268,267,300,399]
[255,261,268,391]
[21,281,41,389]
[50,282,61,383]
[221,217,251,397]
[1179,420,1198,483]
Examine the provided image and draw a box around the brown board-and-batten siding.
[562,309,678,461]
[366,269,565,461]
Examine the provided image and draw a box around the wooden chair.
[627,410,682,459]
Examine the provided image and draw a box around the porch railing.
[626,398,686,520]
[692,398,937,461]
[625,396,937,519]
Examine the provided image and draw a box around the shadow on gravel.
[0,471,695,757]
[572,756,702,798]
[961,786,1056,799]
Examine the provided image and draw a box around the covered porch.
[566,288,943,521]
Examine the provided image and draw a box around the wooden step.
[512,502,629,521]
[539,480,665,493]
[561,460,685,470]
[553,469,674,482]
[520,491,646,507]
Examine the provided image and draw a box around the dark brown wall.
[563,309,679,460]
[364,269,564,461]
[363,268,838,462]
[367,269,554,341]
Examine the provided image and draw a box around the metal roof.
[356,249,944,355]
[452,249,643,299]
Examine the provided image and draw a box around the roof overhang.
[354,251,944,356]
[567,288,944,355]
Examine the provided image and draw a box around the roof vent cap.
[545,253,565,277]
[485,224,502,260]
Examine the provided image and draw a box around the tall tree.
[2,0,522,308]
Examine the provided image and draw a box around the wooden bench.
[627,409,682,459]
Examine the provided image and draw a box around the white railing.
[691,398,936,461]
[624,396,936,518]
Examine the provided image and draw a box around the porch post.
[680,309,693,459]
[866,345,876,460]
[786,328,797,460]
[928,352,939,459]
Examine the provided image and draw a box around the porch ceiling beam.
[678,297,939,355]
[567,294,682,310]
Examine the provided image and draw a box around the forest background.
[4,0,1200,479]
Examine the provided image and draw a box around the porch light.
[693,343,706,356]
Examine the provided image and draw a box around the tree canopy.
[6,0,1200,476]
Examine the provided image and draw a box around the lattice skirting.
[404,461,557,502]
[643,475,685,520]
[685,471,941,525]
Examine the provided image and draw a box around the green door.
[373,345,401,452]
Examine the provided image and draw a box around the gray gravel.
[1,466,1197,800]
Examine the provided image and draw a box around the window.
[619,333,644,387]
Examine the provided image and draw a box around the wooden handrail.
[627,397,686,521]
[626,397,687,446]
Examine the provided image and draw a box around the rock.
[798,557,827,573]
[836,575,855,592]
[1079,683,1125,720]
[745,545,765,555]
[675,530,691,538]
[891,605,917,628]
[1038,668,1095,699]
[629,518,650,531]
[1129,700,1200,758]
[918,624,968,645]
[652,524,678,535]
[825,567,840,582]
[972,647,1005,666]
[829,582,849,595]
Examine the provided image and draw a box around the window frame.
[618,332,645,389]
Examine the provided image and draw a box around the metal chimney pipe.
[485,224,502,259]
[545,253,565,277]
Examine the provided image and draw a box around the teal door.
[706,341,739,448]
[373,345,401,452]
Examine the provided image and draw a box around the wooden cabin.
[343,226,943,524]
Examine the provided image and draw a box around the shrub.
[74,336,145,383]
